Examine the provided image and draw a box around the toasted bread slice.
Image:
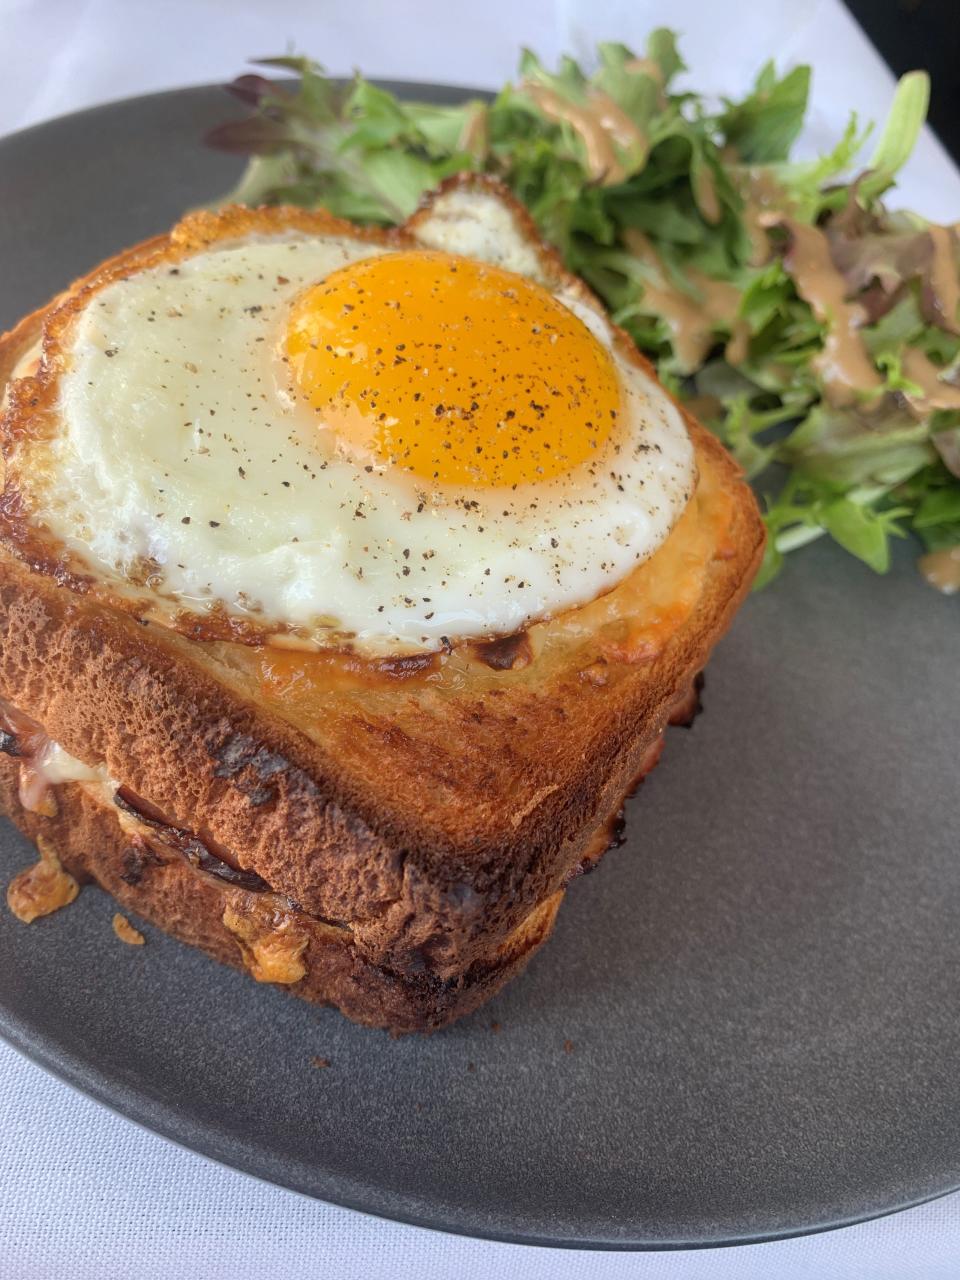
[0,754,566,1033]
[0,177,764,1031]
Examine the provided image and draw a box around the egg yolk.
[283,250,620,488]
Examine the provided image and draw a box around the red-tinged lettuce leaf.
[826,220,960,333]
[226,73,279,107]
[250,56,342,122]
[827,226,931,294]
[205,116,299,155]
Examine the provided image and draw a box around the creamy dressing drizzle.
[763,215,883,406]
[623,57,667,105]
[588,89,649,165]
[520,72,655,186]
[522,83,626,184]
[928,224,960,335]
[900,347,960,418]
[919,545,960,595]
[624,230,749,371]
[692,164,722,227]
[455,103,489,161]
[737,169,790,265]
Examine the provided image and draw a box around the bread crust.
[0,757,560,1033]
[0,177,765,1021]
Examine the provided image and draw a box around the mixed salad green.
[207,31,960,589]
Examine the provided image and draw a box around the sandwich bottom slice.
[0,680,699,1035]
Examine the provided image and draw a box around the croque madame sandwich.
[0,176,763,1033]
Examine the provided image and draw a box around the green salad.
[208,30,960,591]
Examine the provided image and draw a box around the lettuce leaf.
[718,62,811,164]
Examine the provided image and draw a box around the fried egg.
[17,182,695,654]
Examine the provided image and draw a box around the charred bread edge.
[0,756,562,1034]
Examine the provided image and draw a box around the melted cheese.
[6,836,79,923]
[222,899,309,984]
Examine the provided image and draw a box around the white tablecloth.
[2,2,959,1275]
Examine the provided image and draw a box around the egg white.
[33,194,695,654]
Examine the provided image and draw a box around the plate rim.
[1,79,959,1253]
[4,1002,957,1252]
[0,75,495,149]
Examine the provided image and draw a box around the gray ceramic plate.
[0,83,958,1251]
